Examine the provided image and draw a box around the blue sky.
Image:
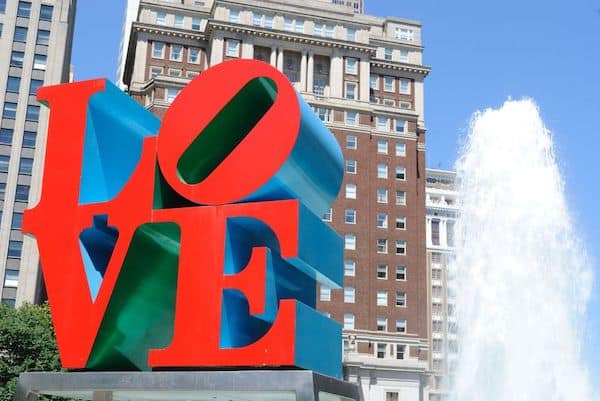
[71,0,600,392]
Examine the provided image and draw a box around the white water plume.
[451,99,593,401]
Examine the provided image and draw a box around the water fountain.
[450,99,593,401]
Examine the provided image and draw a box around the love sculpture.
[23,59,344,378]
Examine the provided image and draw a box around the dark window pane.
[2,299,16,308]
[0,129,13,144]
[19,157,33,174]
[7,76,20,93]
[40,5,53,21]
[26,105,39,121]
[0,183,6,200]
[17,1,31,17]
[0,155,9,172]
[2,102,17,119]
[15,185,29,201]
[10,51,24,67]
[29,79,43,95]
[22,131,36,148]
[8,240,22,258]
[0,0,6,13]
[14,26,27,42]
[36,29,49,45]
[11,213,22,229]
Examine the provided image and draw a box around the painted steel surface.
[23,60,344,378]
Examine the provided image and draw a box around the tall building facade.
[425,169,457,401]
[0,0,76,306]
[121,1,430,400]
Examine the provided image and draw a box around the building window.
[396,28,414,41]
[376,188,388,203]
[396,344,406,359]
[395,166,406,180]
[150,66,163,78]
[432,286,442,299]
[322,208,332,222]
[384,48,392,61]
[396,190,406,205]
[376,291,388,306]
[168,68,182,77]
[346,159,357,174]
[0,155,9,172]
[345,111,357,126]
[14,26,28,42]
[377,343,387,358]
[225,39,240,57]
[170,45,183,61]
[313,107,332,122]
[344,313,355,329]
[15,184,29,201]
[399,49,409,62]
[384,76,394,92]
[26,105,40,121]
[166,87,180,103]
[156,11,167,25]
[383,98,395,107]
[40,4,53,21]
[314,23,334,38]
[370,74,378,89]
[377,116,389,131]
[344,234,356,250]
[30,79,43,95]
[400,101,412,110]
[345,183,357,199]
[0,183,5,200]
[396,291,406,307]
[10,51,24,67]
[19,157,33,175]
[188,47,201,64]
[152,42,165,58]
[346,28,356,41]
[7,76,21,93]
[0,0,6,13]
[344,287,355,303]
[396,319,406,333]
[33,54,47,70]
[377,264,387,279]
[344,208,356,224]
[320,285,331,301]
[431,219,440,246]
[346,134,357,149]
[17,1,31,18]
[186,71,199,79]
[395,240,406,255]
[399,78,411,94]
[8,240,22,258]
[11,213,22,229]
[396,266,406,281]
[396,215,406,230]
[253,13,273,29]
[3,103,17,119]
[377,139,388,154]
[431,252,442,264]
[345,82,357,100]
[192,17,202,31]
[4,269,19,288]
[174,15,184,29]
[376,213,388,228]
[396,142,406,156]
[0,129,13,144]
[344,259,355,277]
[376,238,387,254]
[376,317,387,331]
[229,9,240,23]
[395,119,406,133]
[345,57,358,74]
[22,131,37,148]
[432,268,442,280]
[377,163,388,179]
[36,30,50,46]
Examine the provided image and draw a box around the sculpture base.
[15,370,360,401]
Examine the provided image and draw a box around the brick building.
[120,0,431,400]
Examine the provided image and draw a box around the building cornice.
[207,20,377,54]
[370,59,431,77]
[132,21,208,41]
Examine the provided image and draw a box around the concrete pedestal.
[15,370,361,401]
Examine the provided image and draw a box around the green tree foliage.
[0,303,61,401]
